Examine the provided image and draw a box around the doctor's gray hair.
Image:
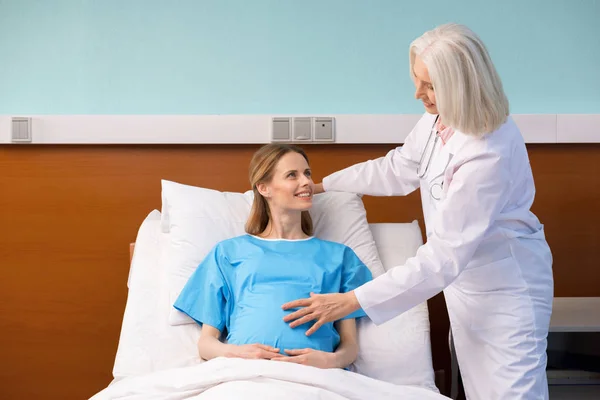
[409,23,509,136]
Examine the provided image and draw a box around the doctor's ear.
[256,182,271,198]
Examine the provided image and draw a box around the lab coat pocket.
[459,257,532,331]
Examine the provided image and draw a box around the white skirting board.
[0,114,598,144]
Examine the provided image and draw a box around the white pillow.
[161,179,386,326]
[310,191,385,278]
[112,210,202,379]
[161,180,254,325]
[351,222,438,392]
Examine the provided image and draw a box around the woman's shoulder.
[311,237,357,255]
[212,234,254,252]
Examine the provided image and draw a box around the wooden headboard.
[1,143,598,400]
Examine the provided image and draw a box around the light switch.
[314,117,334,142]
[11,117,32,143]
[292,117,312,141]
[272,117,291,142]
[18,121,27,139]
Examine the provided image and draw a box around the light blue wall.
[1,0,598,114]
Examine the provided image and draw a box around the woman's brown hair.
[245,144,314,236]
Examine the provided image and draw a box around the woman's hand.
[224,343,281,360]
[272,348,336,369]
[282,292,360,336]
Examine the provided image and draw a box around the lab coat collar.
[427,113,472,155]
[426,128,471,182]
[442,128,473,158]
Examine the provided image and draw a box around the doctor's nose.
[414,81,427,99]
[414,86,424,100]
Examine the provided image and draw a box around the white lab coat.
[323,112,554,400]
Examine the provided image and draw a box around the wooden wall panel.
[0,143,598,399]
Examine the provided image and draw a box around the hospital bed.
[90,180,451,400]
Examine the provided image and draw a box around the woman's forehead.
[275,152,308,171]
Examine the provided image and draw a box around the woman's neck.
[259,211,307,240]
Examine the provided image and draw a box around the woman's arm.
[272,319,359,369]
[198,324,281,361]
[197,324,231,360]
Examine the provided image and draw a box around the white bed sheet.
[97,357,448,400]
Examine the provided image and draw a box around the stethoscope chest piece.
[430,182,443,201]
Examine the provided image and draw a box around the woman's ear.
[256,182,270,198]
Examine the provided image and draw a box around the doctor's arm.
[283,149,512,331]
[355,150,512,324]
[321,120,426,197]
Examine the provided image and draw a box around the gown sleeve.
[173,244,230,332]
[339,246,374,320]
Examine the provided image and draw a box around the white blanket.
[92,357,449,400]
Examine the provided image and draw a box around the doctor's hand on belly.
[282,291,360,336]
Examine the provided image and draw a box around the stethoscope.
[416,115,444,201]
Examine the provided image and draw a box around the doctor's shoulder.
[393,112,443,160]
[403,112,438,145]
[451,118,524,182]
[457,116,521,153]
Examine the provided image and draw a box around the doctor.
[282,23,553,399]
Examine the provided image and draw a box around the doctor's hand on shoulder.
[282,291,360,336]
[313,182,325,195]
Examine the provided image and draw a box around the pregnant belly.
[227,288,339,354]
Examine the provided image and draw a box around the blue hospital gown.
[173,235,373,354]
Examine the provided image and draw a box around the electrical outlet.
[314,117,334,142]
[292,117,312,142]
[271,117,291,142]
[11,117,32,143]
